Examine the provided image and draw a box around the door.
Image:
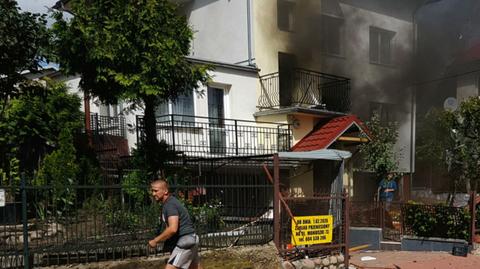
[278,52,296,107]
[208,87,226,154]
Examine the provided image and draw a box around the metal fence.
[90,113,127,138]
[0,157,275,268]
[258,68,351,112]
[137,114,292,158]
[350,199,477,243]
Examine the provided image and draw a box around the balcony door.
[278,52,296,107]
[208,87,226,154]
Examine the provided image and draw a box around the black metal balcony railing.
[90,113,127,138]
[258,68,351,112]
[136,114,292,158]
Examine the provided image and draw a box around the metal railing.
[137,114,292,158]
[258,68,351,112]
[90,113,127,138]
[350,200,477,242]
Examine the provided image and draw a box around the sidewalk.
[350,250,480,269]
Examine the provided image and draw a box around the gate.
[266,152,351,267]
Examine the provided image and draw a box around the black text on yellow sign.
[291,215,333,246]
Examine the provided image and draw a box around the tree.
[359,112,400,180]
[446,97,480,193]
[0,79,82,177]
[52,0,210,177]
[0,0,50,118]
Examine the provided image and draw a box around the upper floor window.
[369,26,395,65]
[277,0,296,32]
[321,15,345,56]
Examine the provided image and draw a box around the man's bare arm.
[148,216,179,247]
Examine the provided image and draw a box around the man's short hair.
[151,178,169,189]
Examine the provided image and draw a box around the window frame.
[320,14,345,57]
[277,0,296,32]
[369,26,396,66]
[155,92,196,124]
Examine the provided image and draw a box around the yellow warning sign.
[291,215,333,246]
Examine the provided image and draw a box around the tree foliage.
[359,112,400,179]
[0,0,51,112]
[52,0,210,176]
[446,97,480,192]
[0,79,82,176]
[416,108,455,164]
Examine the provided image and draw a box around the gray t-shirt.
[162,195,195,237]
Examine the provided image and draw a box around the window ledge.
[369,61,396,69]
[156,123,203,132]
[322,52,346,60]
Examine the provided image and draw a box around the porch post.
[344,189,350,268]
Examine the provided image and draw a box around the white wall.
[186,0,251,64]
[195,66,258,121]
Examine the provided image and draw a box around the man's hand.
[148,239,158,248]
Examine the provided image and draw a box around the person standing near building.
[377,173,397,210]
[148,179,203,269]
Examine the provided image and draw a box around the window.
[207,87,226,154]
[370,102,397,123]
[321,15,345,56]
[172,93,194,122]
[99,104,122,117]
[277,0,296,32]
[155,92,195,122]
[370,26,395,65]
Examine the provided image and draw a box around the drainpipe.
[247,0,254,66]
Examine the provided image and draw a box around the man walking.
[149,179,203,269]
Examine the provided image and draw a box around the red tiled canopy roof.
[291,115,369,152]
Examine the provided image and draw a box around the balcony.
[136,114,292,158]
[258,68,351,113]
[90,113,127,138]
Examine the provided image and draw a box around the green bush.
[403,202,471,240]
[35,128,79,217]
[122,170,148,207]
[182,198,224,233]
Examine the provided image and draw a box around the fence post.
[94,113,99,136]
[21,173,30,269]
[471,191,476,245]
[135,115,140,145]
[276,126,280,151]
[380,201,385,233]
[273,154,280,250]
[234,120,239,155]
[344,189,350,268]
[170,114,176,152]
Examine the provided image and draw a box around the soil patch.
[39,244,281,269]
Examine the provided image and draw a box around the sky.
[16,0,62,70]
[17,0,58,14]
